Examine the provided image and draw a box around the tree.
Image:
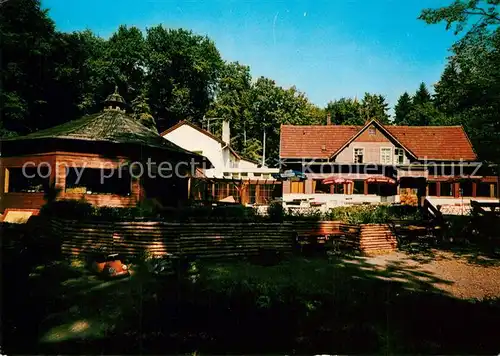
[240,138,262,163]
[145,26,223,131]
[360,93,391,124]
[421,1,500,162]
[407,102,441,126]
[131,92,157,132]
[419,0,499,37]
[247,77,320,165]
[0,0,58,133]
[106,25,147,102]
[206,61,253,153]
[393,92,414,125]
[413,82,432,106]
[325,98,364,125]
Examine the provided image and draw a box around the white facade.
[162,121,279,180]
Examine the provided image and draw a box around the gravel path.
[360,250,500,299]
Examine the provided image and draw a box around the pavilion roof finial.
[104,85,127,112]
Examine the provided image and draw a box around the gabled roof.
[280,119,478,161]
[329,119,418,160]
[160,120,242,159]
[3,110,193,155]
[280,125,360,159]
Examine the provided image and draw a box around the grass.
[3,248,500,355]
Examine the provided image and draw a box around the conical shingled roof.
[3,110,191,155]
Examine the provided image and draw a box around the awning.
[322,177,353,185]
[366,177,396,184]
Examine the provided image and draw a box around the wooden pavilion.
[0,88,211,213]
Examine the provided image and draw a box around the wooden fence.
[48,219,397,258]
[50,219,294,259]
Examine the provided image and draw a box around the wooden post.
[330,185,334,194]
[497,164,500,201]
[240,182,248,205]
[436,181,441,197]
[454,182,460,198]
[255,183,260,204]
[364,180,368,195]
[490,183,495,198]
[472,181,477,198]
[3,168,9,193]
[282,181,291,194]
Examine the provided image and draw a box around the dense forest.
[1,0,499,164]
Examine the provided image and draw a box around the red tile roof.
[386,126,477,161]
[280,122,477,161]
[280,125,360,159]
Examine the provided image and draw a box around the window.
[353,180,364,194]
[214,182,228,201]
[190,179,209,200]
[440,182,453,197]
[65,168,131,195]
[254,173,262,177]
[248,184,256,204]
[257,184,274,204]
[459,181,473,197]
[395,148,404,164]
[231,173,240,178]
[428,182,437,196]
[6,167,50,193]
[353,148,364,163]
[380,148,392,164]
[313,180,331,194]
[369,127,376,135]
[228,183,241,202]
[262,173,270,179]
[333,184,345,194]
[240,172,248,178]
[368,183,378,195]
[192,150,203,155]
[478,182,492,197]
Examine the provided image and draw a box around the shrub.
[268,202,285,222]
[284,207,323,221]
[325,205,422,224]
[40,199,94,219]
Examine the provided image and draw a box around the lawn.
[3,248,500,355]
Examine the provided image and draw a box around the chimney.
[326,113,331,125]
[222,120,231,144]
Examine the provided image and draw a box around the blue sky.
[42,0,457,114]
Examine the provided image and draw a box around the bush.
[268,202,285,222]
[284,207,323,221]
[40,199,94,219]
[325,205,422,224]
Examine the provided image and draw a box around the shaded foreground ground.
[3,249,500,355]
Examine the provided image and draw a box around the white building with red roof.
[161,120,280,205]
